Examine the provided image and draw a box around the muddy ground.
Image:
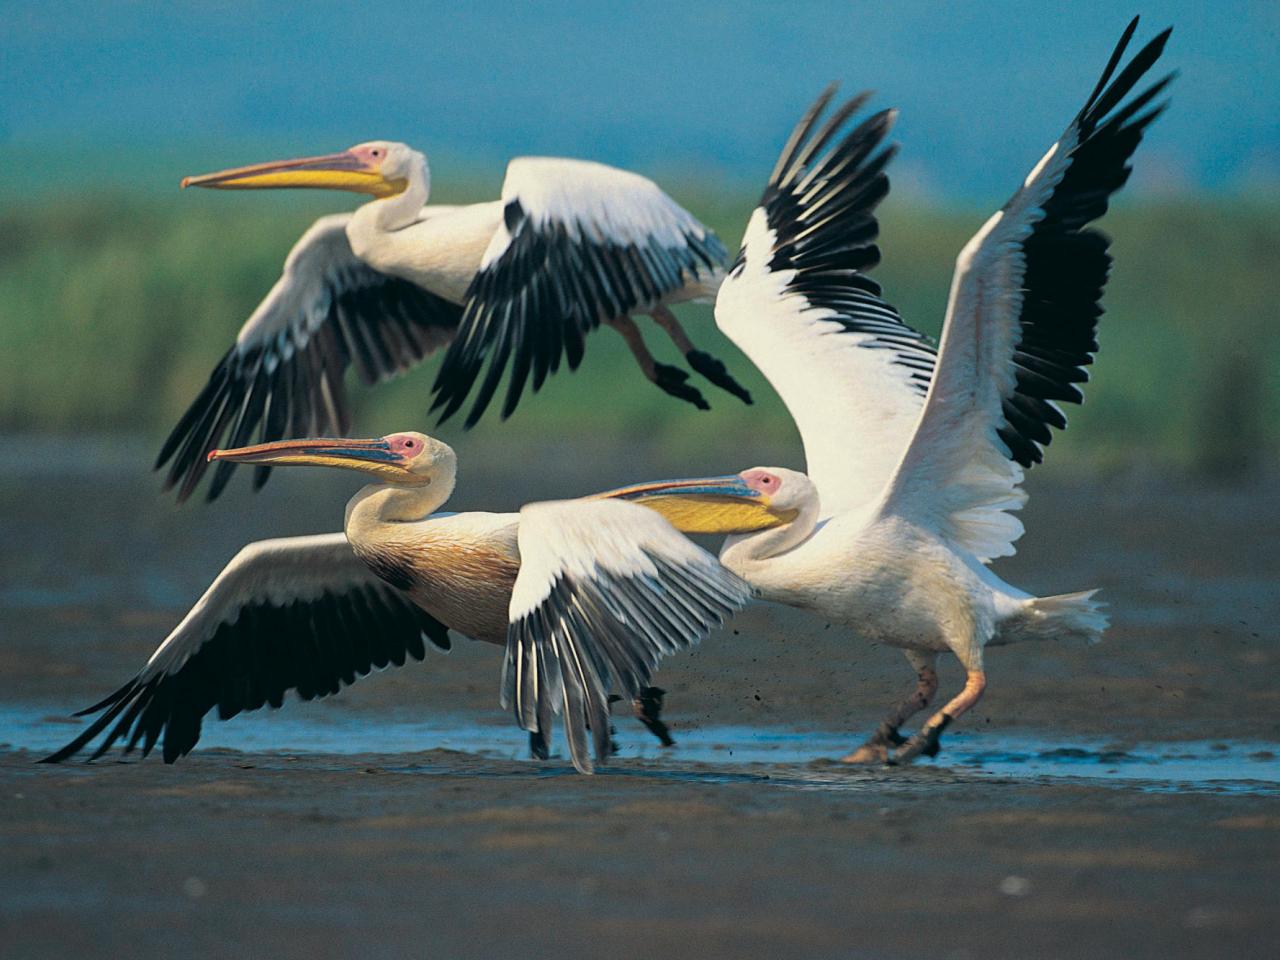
[1,438,1277,959]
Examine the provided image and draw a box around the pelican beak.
[181,150,405,197]
[599,475,796,534]
[208,437,411,480]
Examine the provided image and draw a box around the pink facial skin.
[740,468,782,496]
[385,434,423,458]
[350,144,387,166]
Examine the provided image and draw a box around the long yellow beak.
[181,150,405,197]
[599,475,795,535]
[209,437,411,480]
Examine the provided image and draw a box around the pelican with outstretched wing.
[43,433,793,773]
[162,147,749,501]
[513,18,1174,765]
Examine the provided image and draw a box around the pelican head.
[209,432,455,486]
[601,467,813,534]
[181,141,421,198]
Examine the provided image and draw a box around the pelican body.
[517,19,1174,764]
[45,434,791,773]
[162,142,750,502]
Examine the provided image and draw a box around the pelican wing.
[41,533,451,764]
[503,498,750,773]
[715,89,937,519]
[877,20,1173,561]
[157,213,462,502]
[431,157,728,427]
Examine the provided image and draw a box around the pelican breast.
[352,513,520,645]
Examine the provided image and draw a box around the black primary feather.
[157,270,460,503]
[741,87,939,397]
[995,18,1174,468]
[40,584,449,764]
[502,552,747,774]
[430,199,728,429]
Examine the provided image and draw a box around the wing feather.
[431,158,728,427]
[157,213,462,502]
[502,499,750,773]
[877,19,1174,560]
[715,91,937,520]
[41,533,450,764]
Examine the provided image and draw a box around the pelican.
[508,19,1174,764]
[162,148,750,501]
[42,434,793,773]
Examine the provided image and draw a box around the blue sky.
[2,1,1275,201]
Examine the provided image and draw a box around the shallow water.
[5,704,1276,795]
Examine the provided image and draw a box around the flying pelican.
[162,149,750,501]
[42,433,792,773]
[507,18,1173,765]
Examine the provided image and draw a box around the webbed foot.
[887,718,948,765]
[529,729,550,761]
[633,686,675,747]
[687,350,752,404]
[653,363,709,410]
[840,721,906,764]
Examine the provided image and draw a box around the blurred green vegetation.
[1,177,1276,476]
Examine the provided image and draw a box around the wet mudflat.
[2,748,1277,960]
[1,438,1277,959]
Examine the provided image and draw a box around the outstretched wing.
[877,19,1173,561]
[503,498,750,773]
[157,213,462,502]
[41,533,451,764]
[431,157,728,427]
[715,88,937,519]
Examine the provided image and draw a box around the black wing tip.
[768,85,881,195]
[1082,19,1175,125]
[71,680,136,718]
[37,740,83,764]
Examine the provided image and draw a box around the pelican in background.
[43,434,792,773]
[511,18,1173,764]
[162,147,750,501]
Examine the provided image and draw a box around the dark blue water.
[5,705,1276,795]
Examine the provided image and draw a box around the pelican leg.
[608,315,708,410]
[650,305,752,404]
[529,729,550,761]
[632,686,675,747]
[841,651,939,764]
[607,687,673,748]
[890,667,987,765]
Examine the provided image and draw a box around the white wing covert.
[878,19,1173,561]
[503,498,750,773]
[715,89,937,519]
[158,213,462,501]
[42,533,450,764]
[431,157,728,427]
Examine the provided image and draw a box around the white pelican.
[509,18,1173,764]
[43,434,792,773]
[162,148,749,501]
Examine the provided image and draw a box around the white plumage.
[716,204,933,518]
[46,434,749,773]
[164,145,743,501]
[143,534,381,676]
[525,19,1172,766]
[505,498,750,771]
[482,157,718,263]
[706,19,1172,762]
